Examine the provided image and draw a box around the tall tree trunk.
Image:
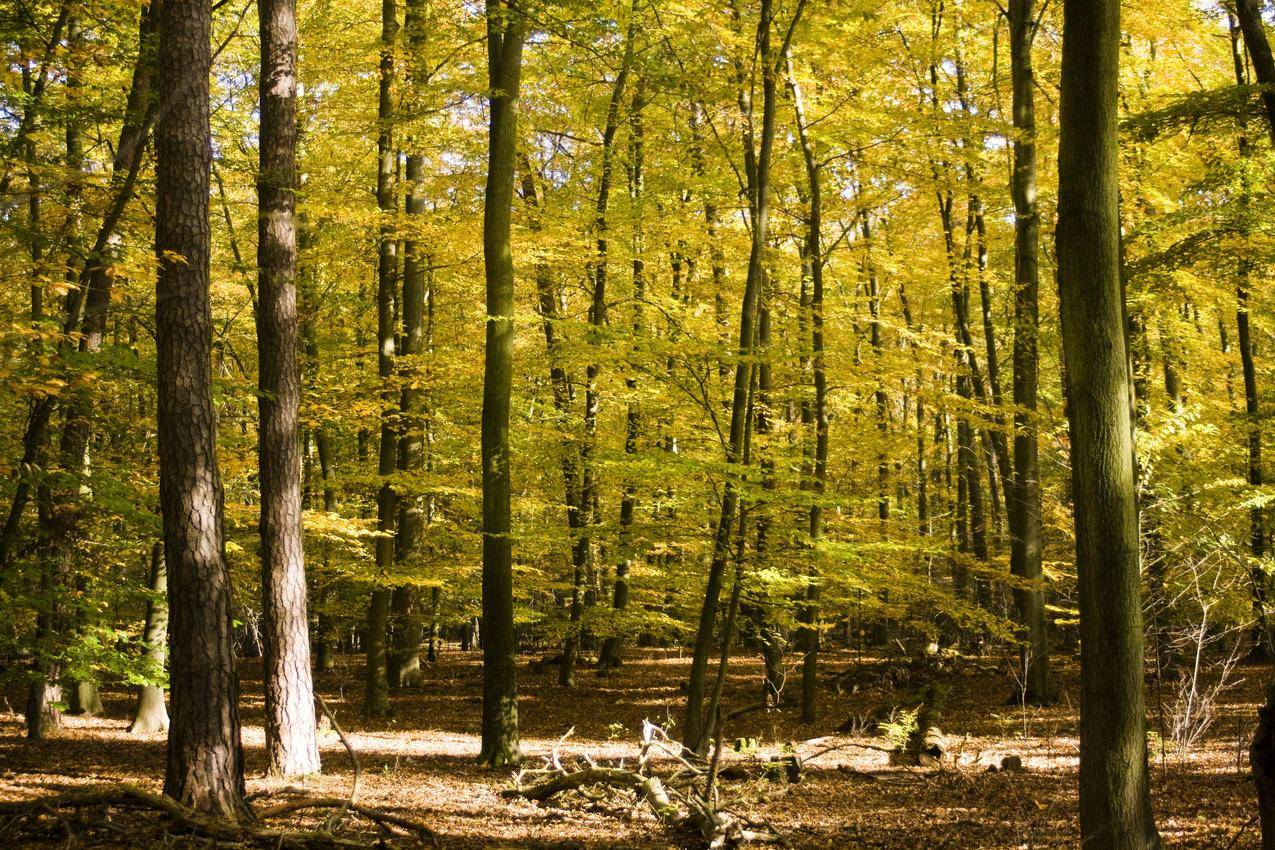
[788,56,823,723]
[300,219,339,674]
[479,0,526,768]
[1057,2,1159,845]
[1007,0,1052,704]
[563,25,634,687]
[684,0,802,753]
[156,0,248,813]
[364,0,398,720]
[257,0,320,777]
[389,0,430,690]
[600,75,645,674]
[1231,15,1273,659]
[129,542,170,734]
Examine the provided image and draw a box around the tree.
[1056,1,1159,845]
[257,0,321,776]
[1007,0,1052,705]
[155,0,248,817]
[683,0,804,754]
[1234,0,1275,144]
[365,0,399,720]
[479,0,526,768]
[129,542,169,734]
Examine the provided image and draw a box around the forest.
[0,0,1272,845]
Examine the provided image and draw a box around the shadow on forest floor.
[0,647,1263,848]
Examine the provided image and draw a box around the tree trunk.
[1007,0,1053,705]
[1235,0,1275,145]
[364,0,398,720]
[257,0,319,777]
[601,74,645,674]
[155,0,248,813]
[1231,15,1274,659]
[0,0,157,572]
[562,22,635,688]
[788,55,823,724]
[1253,683,1275,850]
[684,0,798,752]
[1057,2,1159,846]
[479,0,526,768]
[130,542,170,734]
[389,0,430,692]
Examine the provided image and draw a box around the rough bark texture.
[1056,2,1159,846]
[129,542,169,734]
[1007,0,1052,705]
[479,0,526,768]
[155,0,248,815]
[257,0,320,777]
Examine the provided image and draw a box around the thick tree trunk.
[1057,3,1159,846]
[155,0,248,814]
[130,542,170,734]
[479,0,526,768]
[257,0,320,777]
[1007,0,1053,705]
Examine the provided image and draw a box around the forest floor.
[0,645,1261,848]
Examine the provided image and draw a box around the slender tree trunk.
[300,219,339,675]
[364,0,398,720]
[788,56,823,723]
[1008,0,1052,704]
[257,0,320,776]
[479,0,526,768]
[684,0,801,753]
[563,28,634,687]
[1231,16,1273,659]
[389,0,430,690]
[601,75,645,674]
[0,0,157,572]
[1057,2,1159,845]
[130,542,170,733]
[156,0,248,813]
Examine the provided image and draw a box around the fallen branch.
[503,766,679,822]
[255,796,434,838]
[0,784,377,848]
[316,693,359,831]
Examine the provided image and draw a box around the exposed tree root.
[0,782,434,848]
